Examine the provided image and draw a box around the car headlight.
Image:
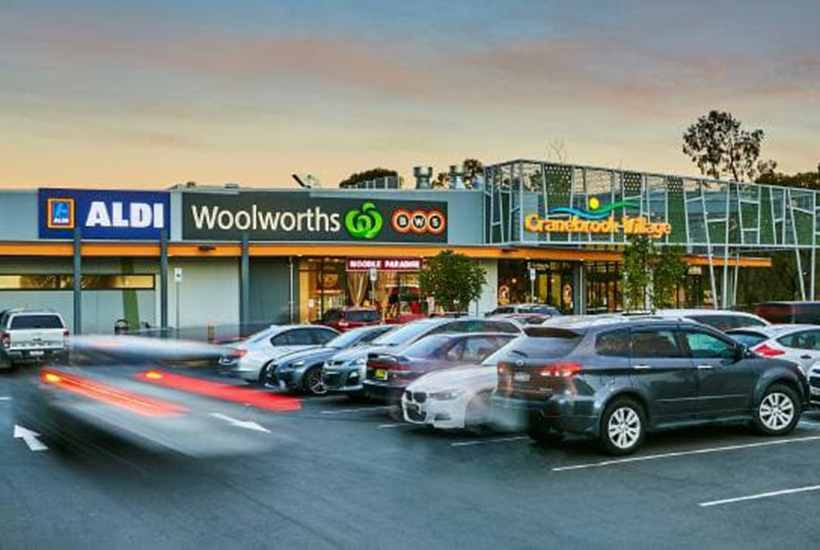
[430,389,464,401]
[353,357,367,365]
[292,360,305,367]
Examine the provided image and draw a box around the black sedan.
[493,318,809,455]
[363,333,517,403]
[265,324,393,395]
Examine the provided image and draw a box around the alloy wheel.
[759,392,795,431]
[607,406,641,450]
[305,369,327,395]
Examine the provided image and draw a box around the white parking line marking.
[320,406,394,415]
[799,420,820,427]
[552,435,820,472]
[0,396,11,401]
[377,423,412,429]
[699,484,820,507]
[451,436,531,447]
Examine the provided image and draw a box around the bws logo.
[391,209,446,235]
[345,202,383,240]
[47,198,75,229]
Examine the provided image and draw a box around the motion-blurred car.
[0,309,69,371]
[364,333,516,403]
[322,317,522,397]
[646,309,770,331]
[494,319,807,455]
[757,302,820,324]
[13,336,294,457]
[316,307,381,332]
[726,324,820,372]
[402,343,517,431]
[220,325,339,384]
[265,324,393,395]
[486,304,560,318]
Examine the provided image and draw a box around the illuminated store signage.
[524,214,671,239]
[39,189,170,240]
[346,258,422,272]
[182,193,448,243]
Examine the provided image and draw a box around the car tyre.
[753,383,800,436]
[302,366,327,396]
[599,398,646,456]
[257,363,272,387]
[526,413,564,444]
[465,392,492,435]
[0,356,15,373]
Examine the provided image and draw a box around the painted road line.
[209,412,271,433]
[13,425,48,452]
[452,436,531,447]
[0,396,11,401]
[320,406,394,415]
[799,420,820,427]
[377,423,413,429]
[699,484,820,507]
[552,434,820,472]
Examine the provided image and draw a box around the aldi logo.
[39,189,170,240]
[47,198,75,229]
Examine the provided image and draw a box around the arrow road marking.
[208,412,271,433]
[13,425,48,452]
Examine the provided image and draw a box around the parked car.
[265,325,393,395]
[401,342,518,431]
[726,324,820,373]
[322,317,523,396]
[0,309,69,371]
[493,319,808,455]
[220,325,339,384]
[638,309,770,331]
[806,364,820,408]
[364,333,517,403]
[316,307,381,332]
[486,304,560,318]
[757,302,820,324]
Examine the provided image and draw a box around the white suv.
[0,309,69,371]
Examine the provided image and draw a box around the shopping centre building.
[1,159,815,333]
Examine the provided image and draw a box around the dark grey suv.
[493,319,809,455]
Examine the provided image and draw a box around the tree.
[462,158,484,188]
[339,168,397,188]
[622,236,655,312]
[682,110,774,182]
[652,245,688,309]
[756,164,820,189]
[419,251,486,312]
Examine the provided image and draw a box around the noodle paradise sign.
[524,198,671,239]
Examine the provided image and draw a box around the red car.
[317,307,381,332]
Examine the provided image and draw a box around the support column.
[240,233,250,328]
[160,229,169,332]
[73,227,82,335]
[572,262,586,314]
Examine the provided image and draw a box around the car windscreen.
[688,314,766,330]
[10,314,64,329]
[727,331,768,347]
[481,339,519,366]
[327,326,387,348]
[498,328,584,359]
[372,321,438,346]
[247,328,275,344]
[344,310,380,322]
[400,335,452,358]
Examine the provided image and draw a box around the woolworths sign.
[182,192,448,243]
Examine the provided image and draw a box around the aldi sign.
[39,189,170,240]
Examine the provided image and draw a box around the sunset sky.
[1,0,817,188]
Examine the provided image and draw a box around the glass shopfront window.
[585,262,622,313]
[497,260,575,313]
[298,258,423,323]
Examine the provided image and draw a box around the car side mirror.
[721,346,745,362]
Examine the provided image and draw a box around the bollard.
[207,324,215,343]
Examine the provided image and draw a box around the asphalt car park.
[3,365,820,549]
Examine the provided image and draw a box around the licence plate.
[513,372,531,383]
[29,351,44,357]
[375,369,387,380]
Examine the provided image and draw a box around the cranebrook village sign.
[524,197,672,239]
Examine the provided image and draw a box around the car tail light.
[538,362,582,378]
[63,329,70,338]
[388,364,412,372]
[338,320,349,328]
[231,349,248,359]
[1,332,9,349]
[753,344,785,357]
